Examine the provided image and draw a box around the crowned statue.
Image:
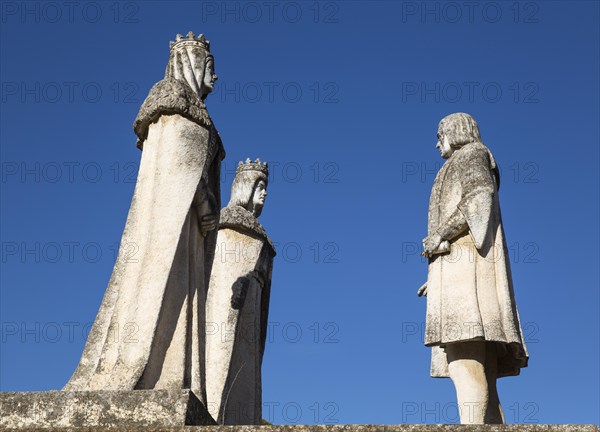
[418,113,528,424]
[64,32,225,405]
[205,159,276,425]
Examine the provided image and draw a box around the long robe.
[64,79,224,400]
[425,141,528,378]
[205,205,275,424]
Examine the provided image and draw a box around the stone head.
[165,32,218,100]
[437,113,482,159]
[229,159,269,217]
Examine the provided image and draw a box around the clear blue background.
[1,0,598,425]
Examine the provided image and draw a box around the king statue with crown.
[63,32,225,405]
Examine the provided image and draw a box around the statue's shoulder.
[220,206,276,255]
[452,141,499,188]
[133,78,214,148]
[452,142,493,168]
[457,142,490,158]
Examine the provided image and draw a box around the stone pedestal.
[0,392,597,431]
[0,424,597,431]
[0,390,214,429]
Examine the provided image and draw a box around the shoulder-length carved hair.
[439,113,482,149]
[228,170,268,209]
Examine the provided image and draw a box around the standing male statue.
[419,113,528,424]
[205,159,275,425]
[64,32,224,404]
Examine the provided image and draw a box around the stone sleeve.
[456,144,496,250]
[435,207,469,241]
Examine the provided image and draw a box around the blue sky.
[1,0,599,426]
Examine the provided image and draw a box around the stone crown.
[169,31,210,52]
[237,158,269,176]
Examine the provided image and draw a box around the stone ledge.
[0,390,215,428]
[1,392,596,431]
[1,425,597,431]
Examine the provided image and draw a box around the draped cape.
[64,79,224,395]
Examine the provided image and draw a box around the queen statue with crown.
[205,159,276,425]
[63,32,225,405]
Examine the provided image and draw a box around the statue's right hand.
[417,282,428,297]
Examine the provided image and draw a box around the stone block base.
[5,427,595,432]
[0,424,598,431]
[0,390,215,429]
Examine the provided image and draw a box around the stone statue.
[205,159,276,425]
[64,32,225,406]
[418,113,528,424]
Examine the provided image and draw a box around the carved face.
[250,180,267,217]
[228,170,268,216]
[436,128,454,159]
[202,56,218,96]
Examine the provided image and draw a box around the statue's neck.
[246,203,259,218]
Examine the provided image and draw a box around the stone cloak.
[64,79,224,399]
[425,142,528,378]
[205,205,275,424]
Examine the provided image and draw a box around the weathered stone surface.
[420,113,528,423]
[133,78,215,150]
[1,424,597,431]
[63,32,224,402]
[206,159,275,425]
[205,159,275,425]
[0,390,215,428]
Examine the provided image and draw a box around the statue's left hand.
[422,233,443,258]
[200,214,218,235]
[196,183,218,236]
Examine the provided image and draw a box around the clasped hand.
[421,233,443,258]
[196,181,218,236]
